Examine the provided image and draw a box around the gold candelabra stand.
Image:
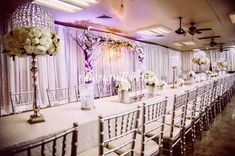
[28,54,45,124]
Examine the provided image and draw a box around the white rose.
[32,38,39,45]
[25,38,31,45]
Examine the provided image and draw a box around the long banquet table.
[0,76,226,153]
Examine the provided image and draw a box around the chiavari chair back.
[96,81,113,98]
[0,123,79,156]
[10,91,40,114]
[142,97,167,156]
[99,108,140,156]
[186,88,198,119]
[161,92,187,156]
[196,85,206,112]
[183,88,198,150]
[172,92,188,130]
[46,87,70,107]
[194,85,207,135]
[74,85,80,102]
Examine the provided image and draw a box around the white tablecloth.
[0,78,217,153]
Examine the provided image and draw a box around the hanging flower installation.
[71,30,105,83]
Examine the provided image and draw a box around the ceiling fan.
[218,46,229,52]
[198,36,224,47]
[188,23,212,36]
[175,17,186,35]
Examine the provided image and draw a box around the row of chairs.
[2,75,234,156]
[6,81,115,115]
[6,78,148,115]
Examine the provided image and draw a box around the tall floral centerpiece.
[116,79,131,103]
[217,61,230,75]
[71,30,105,110]
[192,57,210,72]
[2,2,60,124]
[144,71,158,95]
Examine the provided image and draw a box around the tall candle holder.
[140,72,143,95]
[134,78,137,97]
[171,66,177,88]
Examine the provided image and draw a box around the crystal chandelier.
[12,2,55,31]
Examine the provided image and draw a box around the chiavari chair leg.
[180,135,184,156]
[191,123,195,151]
[169,141,174,156]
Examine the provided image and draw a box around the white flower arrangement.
[192,57,210,65]
[156,81,167,89]
[3,27,60,57]
[217,61,230,70]
[187,71,196,77]
[175,78,185,86]
[205,70,212,75]
[144,71,158,87]
[116,79,131,92]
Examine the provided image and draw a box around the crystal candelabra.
[12,2,54,31]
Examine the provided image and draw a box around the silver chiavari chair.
[0,123,79,156]
[10,91,40,114]
[78,108,140,156]
[184,88,198,151]
[216,78,224,114]
[46,87,70,107]
[194,85,207,136]
[141,97,168,156]
[162,92,187,156]
[97,81,113,98]
[220,77,228,111]
[228,75,234,101]
[210,79,221,120]
[205,80,216,124]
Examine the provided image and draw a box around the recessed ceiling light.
[60,0,90,7]
[34,0,83,13]
[182,41,196,45]
[174,43,183,46]
[229,14,235,24]
[60,0,99,7]
[137,25,171,37]
[137,30,156,36]
[150,26,171,34]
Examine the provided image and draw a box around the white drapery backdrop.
[181,49,235,72]
[1,25,182,115]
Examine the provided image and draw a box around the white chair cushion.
[77,146,119,156]
[144,120,181,141]
[165,114,192,129]
[108,134,159,156]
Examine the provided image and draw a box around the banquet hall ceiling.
[2,0,235,52]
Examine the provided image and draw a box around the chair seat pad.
[77,146,119,156]
[187,112,200,120]
[144,120,181,141]
[108,134,159,156]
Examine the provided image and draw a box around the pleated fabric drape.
[0,24,185,115]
